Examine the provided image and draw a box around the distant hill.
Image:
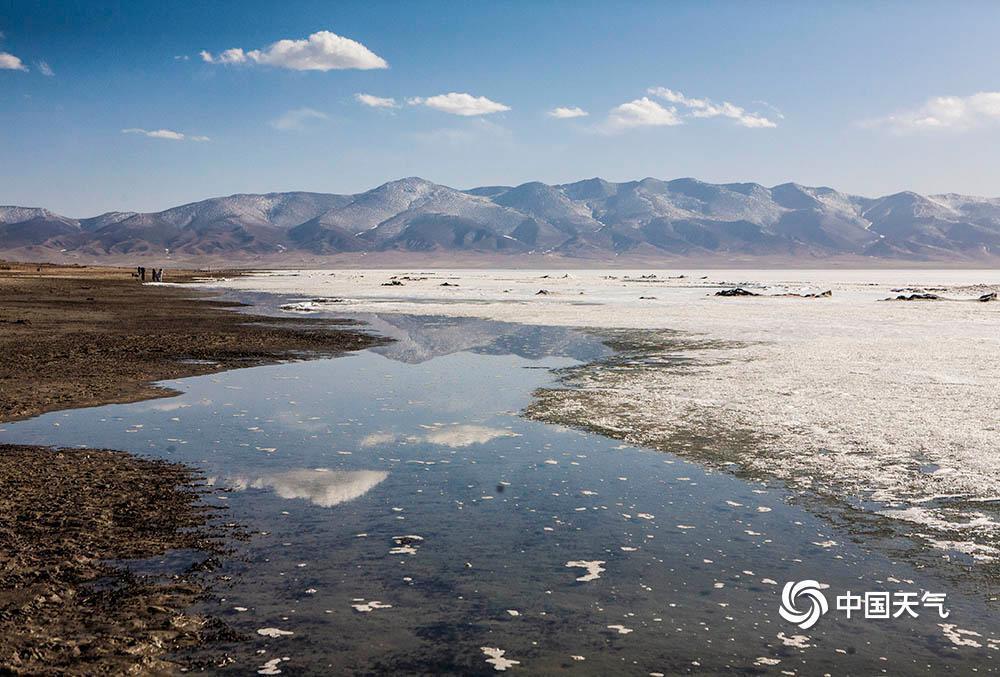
[4,177,1000,262]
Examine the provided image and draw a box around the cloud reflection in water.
[223,468,388,508]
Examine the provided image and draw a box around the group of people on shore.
[135,266,164,282]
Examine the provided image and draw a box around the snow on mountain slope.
[3,178,1000,259]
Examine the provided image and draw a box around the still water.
[2,310,996,674]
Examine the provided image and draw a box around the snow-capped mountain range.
[4,177,1000,261]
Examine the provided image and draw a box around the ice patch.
[481,646,520,671]
[257,628,294,638]
[257,657,289,675]
[280,301,323,313]
[777,632,811,648]
[566,560,606,582]
[939,624,983,648]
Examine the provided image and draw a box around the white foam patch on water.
[207,269,1000,552]
[566,560,606,582]
[607,624,633,635]
[351,600,392,613]
[481,646,520,671]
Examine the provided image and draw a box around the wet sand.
[0,262,387,673]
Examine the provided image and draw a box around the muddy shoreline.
[0,262,386,422]
[0,263,387,674]
[0,444,243,674]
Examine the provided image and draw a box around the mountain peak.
[3,177,999,261]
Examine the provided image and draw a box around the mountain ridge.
[4,176,1000,262]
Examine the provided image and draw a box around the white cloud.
[174,54,190,61]
[548,106,588,119]
[867,92,1000,133]
[606,97,682,130]
[0,52,28,71]
[200,30,387,71]
[199,48,248,65]
[270,107,329,131]
[37,60,53,77]
[355,93,398,108]
[408,92,510,116]
[121,128,210,142]
[647,87,777,128]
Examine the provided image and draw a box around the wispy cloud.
[408,92,510,116]
[200,30,387,71]
[864,92,1000,133]
[355,93,398,109]
[647,87,778,128]
[548,106,588,119]
[0,52,28,71]
[606,97,682,130]
[36,60,53,76]
[270,107,329,131]
[121,128,210,142]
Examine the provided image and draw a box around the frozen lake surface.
[4,271,1000,673]
[207,269,1000,559]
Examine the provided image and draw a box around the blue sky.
[3,0,1000,215]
